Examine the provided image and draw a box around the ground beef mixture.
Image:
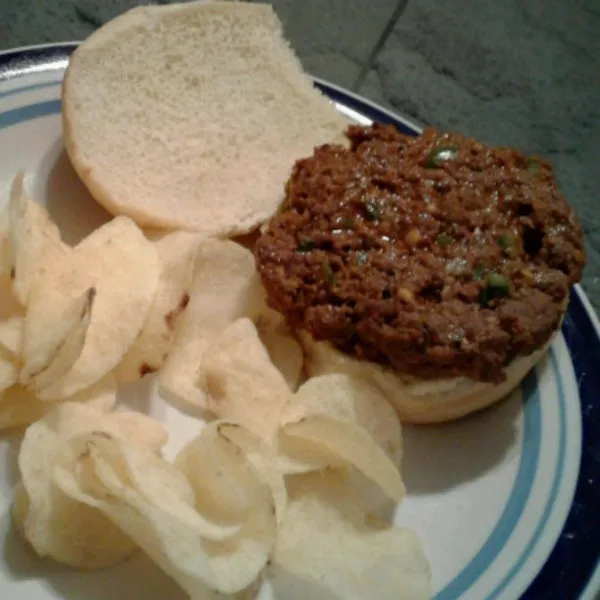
[255,124,585,383]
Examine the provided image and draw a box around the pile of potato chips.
[0,173,431,599]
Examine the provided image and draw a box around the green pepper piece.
[423,146,458,168]
[473,264,485,281]
[497,233,520,258]
[437,233,454,247]
[361,200,381,221]
[486,273,510,296]
[382,288,392,299]
[497,233,515,249]
[480,272,510,306]
[296,239,316,253]
[341,216,355,229]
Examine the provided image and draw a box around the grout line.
[350,0,411,92]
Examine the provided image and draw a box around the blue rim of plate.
[0,43,598,600]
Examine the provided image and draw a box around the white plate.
[0,43,598,600]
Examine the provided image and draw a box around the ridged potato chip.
[176,423,260,527]
[201,319,405,501]
[175,421,276,533]
[255,309,303,392]
[200,318,290,442]
[0,275,25,358]
[7,172,67,305]
[21,287,95,392]
[15,402,167,568]
[216,422,288,528]
[107,410,168,453]
[0,209,12,276]
[0,372,117,430]
[282,417,405,503]
[282,373,403,466]
[26,216,160,400]
[0,315,23,359]
[274,374,405,497]
[55,431,234,542]
[272,471,431,600]
[54,422,276,596]
[159,239,266,410]
[116,230,201,383]
[0,348,18,392]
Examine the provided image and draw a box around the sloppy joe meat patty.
[255,124,585,383]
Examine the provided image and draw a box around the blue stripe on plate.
[1,71,597,598]
[524,291,600,599]
[0,99,61,130]
[312,80,600,598]
[487,349,567,600]
[0,80,60,100]
[434,367,541,600]
[0,94,551,599]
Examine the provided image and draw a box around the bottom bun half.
[297,331,554,424]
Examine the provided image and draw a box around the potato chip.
[21,287,95,391]
[0,348,18,391]
[282,373,403,466]
[272,471,431,600]
[199,319,401,496]
[256,308,303,392]
[0,275,25,357]
[15,402,166,568]
[282,417,405,503]
[55,431,237,542]
[12,481,29,537]
[0,274,23,317]
[216,422,288,528]
[108,411,168,453]
[159,239,266,410]
[7,172,67,305]
[0,315,24,358]
[200,318,290,442]
[176,421,274,528]
[0,209,12,277]
[116,230,201,383]
[0,372,117,430]
[54,424,275,595]
[25,216,160,400]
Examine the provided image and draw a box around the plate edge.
[0,41,597,600]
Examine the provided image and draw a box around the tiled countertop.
[1,0,599,313]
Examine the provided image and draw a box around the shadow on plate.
[44,146,112,246]
[1,509,186,600]
[401,386,522,495]
[156,381,215,421]
[0,429,22,490]
[269,564,339,600]
[115,373,158,415]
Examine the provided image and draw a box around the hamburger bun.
[255,123,583,423]
[62,1,348,237]
[298,330,553,424]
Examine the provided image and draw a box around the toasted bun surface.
[298,331,554,424]
[62,1,348,236]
